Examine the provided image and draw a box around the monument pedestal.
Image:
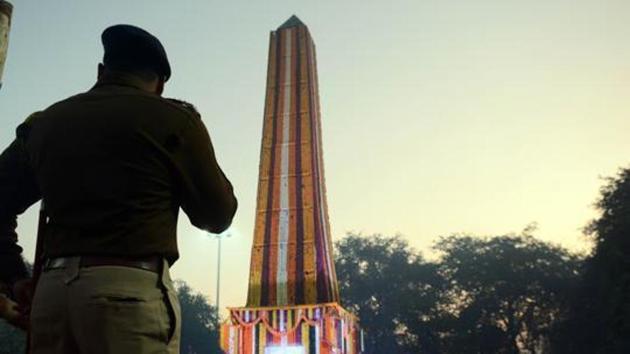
[221,303,362,354]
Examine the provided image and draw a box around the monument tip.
[278,15,305,29]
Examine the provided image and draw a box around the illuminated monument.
[221,16,363,354]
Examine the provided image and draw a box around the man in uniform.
[0,24,237,353]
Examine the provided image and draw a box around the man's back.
[0,24,236,354]
[25,80,236,264]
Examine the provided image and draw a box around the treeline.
[337,232,579,353]
[337,167,630,354]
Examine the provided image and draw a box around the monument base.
[220,303,363,354]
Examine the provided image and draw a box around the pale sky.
[1,0,629,312]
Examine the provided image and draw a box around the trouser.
[30,257,181,354]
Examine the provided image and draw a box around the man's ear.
[97,63,105,80]
[155,79,165,96]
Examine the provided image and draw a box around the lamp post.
[210,231,231,312]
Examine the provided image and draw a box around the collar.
[91,72,154,93]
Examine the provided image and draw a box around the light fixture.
[265,345,306,354]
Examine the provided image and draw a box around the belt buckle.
[42,258,53,270]
[43,257,68,271]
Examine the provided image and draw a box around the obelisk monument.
[221,16,362,354]
[246,14,339,308]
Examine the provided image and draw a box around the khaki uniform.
[31,260,180,354]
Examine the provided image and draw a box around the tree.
[584,167,630,352]
[551,167,630,353]
[336,231,582,354]
[434,231,581,354]
[175,280,221,354]
[0,320,26,354]
[335,234,444,354]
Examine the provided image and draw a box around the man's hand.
[12,278,34,308]
[0,292,27,329]
[0,278,34,330]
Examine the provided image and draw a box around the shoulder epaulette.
[166,98,200,118]
[16,111,42,139]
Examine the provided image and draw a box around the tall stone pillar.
[221,16,363,354]
[246,15,339,308]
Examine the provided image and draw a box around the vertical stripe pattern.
[246,20,339,307]
[276,28,292,306]
[224,17,363,354]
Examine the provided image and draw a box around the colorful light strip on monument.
[221,16,363,354]
[247,15,338,308]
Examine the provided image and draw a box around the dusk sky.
[1,0,629,311]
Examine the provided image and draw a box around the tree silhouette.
[435,232,581,353]
[335,234,443,353]
[336,231,581,354]
[175,280,221,354]
[0,319,25,354]
[551,167,630,353]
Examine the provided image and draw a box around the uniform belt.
[43,256,162,273]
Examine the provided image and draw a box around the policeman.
[0,24,237,353]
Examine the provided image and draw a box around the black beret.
[101,24,171,81]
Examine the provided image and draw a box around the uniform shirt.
[0,76,237,284]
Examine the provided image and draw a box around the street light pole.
[216,234,221,311]
[211,231,230,314]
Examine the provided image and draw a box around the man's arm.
[176,113,237,233]
[0,116,42,286]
